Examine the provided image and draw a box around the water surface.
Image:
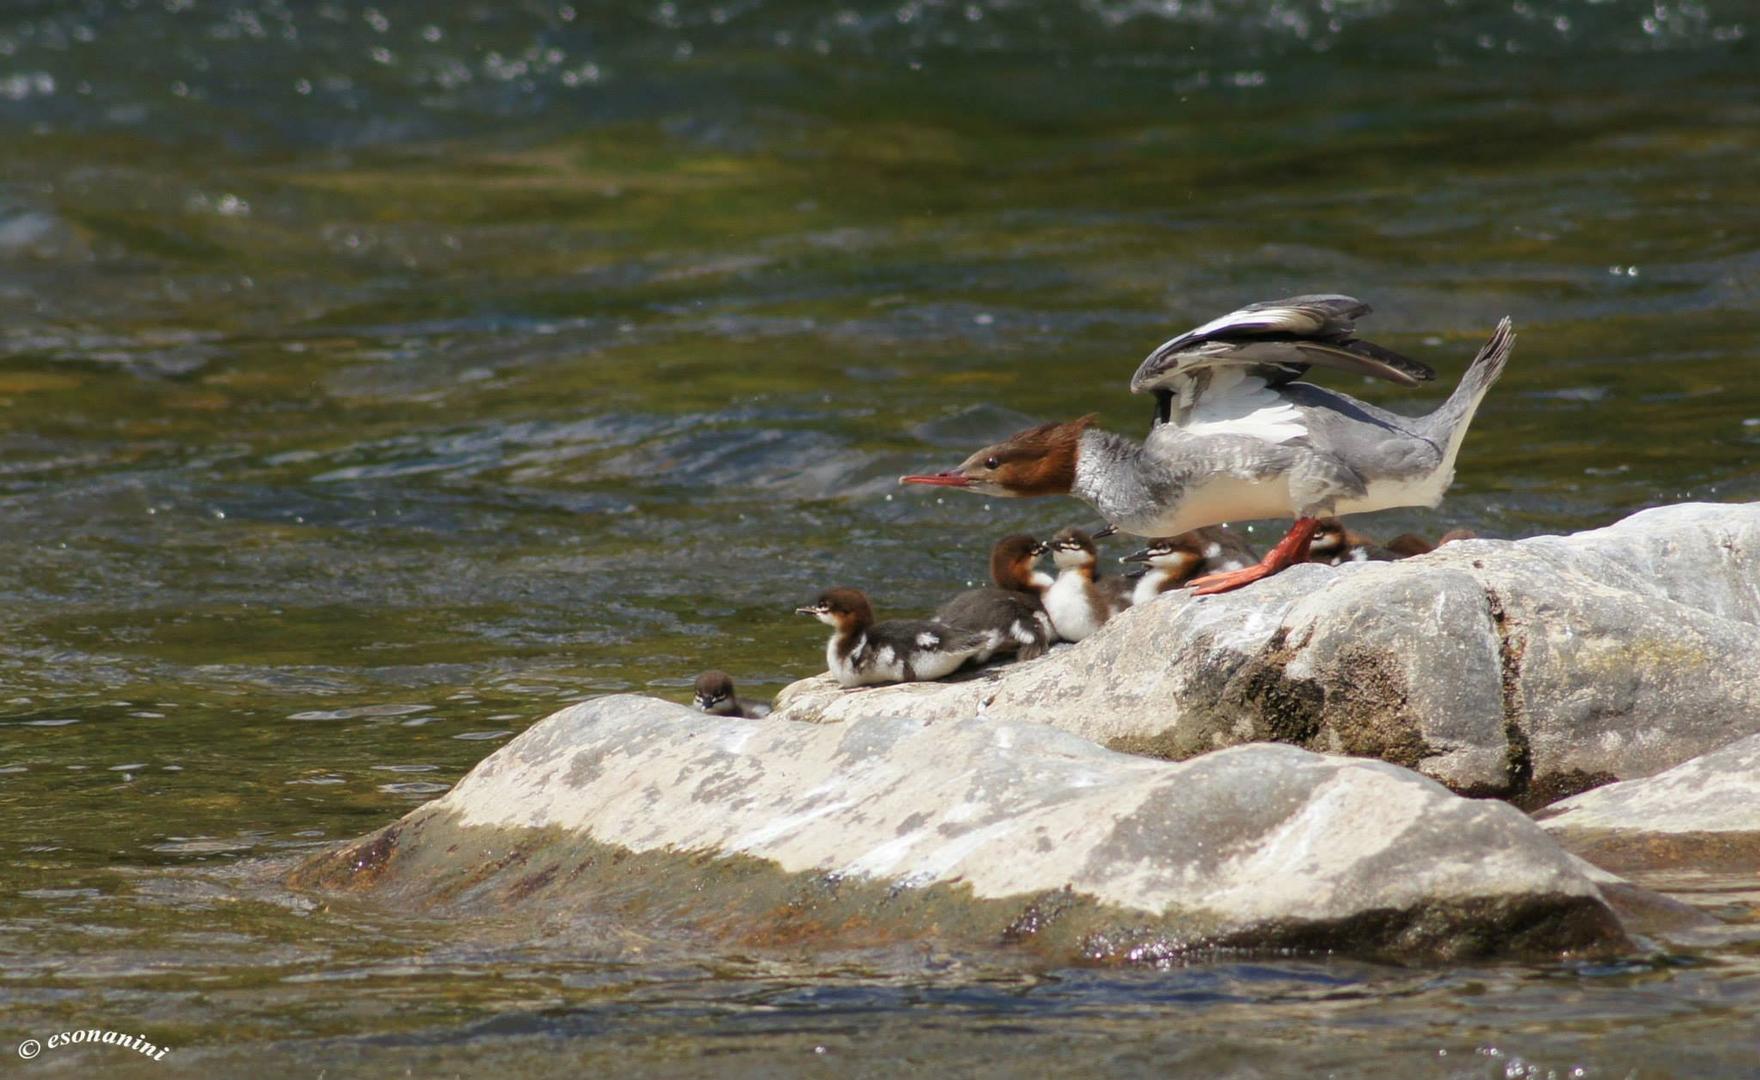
[2,1,1758,1073]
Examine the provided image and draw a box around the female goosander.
[1120,527,1257,604]
[691,670,772,718]
[797,587,988,688]
[934,534,1056,663]
[900,295,1514,594]
[1042,527,1133,642]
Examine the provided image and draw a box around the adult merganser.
[934,534,1055,663]
[691,670,772,718]
[900,295,1514,594]
[1120,527,1257,604]
[1042,526,1133,641]
[797,587,988,687]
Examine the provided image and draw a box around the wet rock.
[292,694,1628,962]
[774,502,1760,804]
[1535,733,1760,875]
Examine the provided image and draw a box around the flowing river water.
[1,1,1757,1074]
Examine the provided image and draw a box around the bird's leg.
[1187,517,1322,595]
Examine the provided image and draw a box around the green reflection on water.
[2,1,1759,1072]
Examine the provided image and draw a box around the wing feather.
[1130,295,1435,412]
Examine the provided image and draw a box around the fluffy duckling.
[691,670,772,719]
[934,534,1055,663]
[1120,527,1259,604]
[1120,535,1205,603]
[1307,518,1400,564]
[1309,520,1480,564]
[1043,526,1133,642]
[797,587,988,688]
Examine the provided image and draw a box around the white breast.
[1132,569,1173,607]
[1044,573,1106,642]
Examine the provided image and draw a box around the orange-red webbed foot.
[1186,516,1322,596]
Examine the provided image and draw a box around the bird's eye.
[984,456,1000,469]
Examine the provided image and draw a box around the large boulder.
[1536,733,1760,876]
[291,694,1629,962]
[774,502,1760,806]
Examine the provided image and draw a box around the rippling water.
[2,1,1758,1073]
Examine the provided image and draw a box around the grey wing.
[1129,295,1434,409]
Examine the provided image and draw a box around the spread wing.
[1130,295,1436,426]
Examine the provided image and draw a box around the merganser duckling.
[900,296,1515,594]
[934,534,1055,663]
[797,587,988,688]
[1309,521,1482,563]
[1042,527,1133,641]
[691,670,772,718]
[1307,518,1400,564]
[1119,527,1257,603]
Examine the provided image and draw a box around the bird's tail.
[1425,317,1515,446]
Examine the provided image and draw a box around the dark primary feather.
[1129,295,1436,413]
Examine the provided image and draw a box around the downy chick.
[1120,527,1259,604]
[1308,520,1479,564]
[797,587,988,688]
[691,670,772,719]
[934,534,1055,663]
[1043,526,1133,642]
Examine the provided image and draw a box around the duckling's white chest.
[1045,573,1107,642]
[1132,568,1176,607]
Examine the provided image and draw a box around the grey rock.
[1536,733,1760,876]
[292,694,1628,962]
[773,502,1760,805]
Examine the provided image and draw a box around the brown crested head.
[1437,528,1478,547]
[987,533,1044,591]
[1048,525,1098,569]
[796,587,874,632]
[899,415,1094,498]
[1122,535,1204,581]
[693,670,737,712]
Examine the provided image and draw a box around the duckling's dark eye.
[984,456,1000,469]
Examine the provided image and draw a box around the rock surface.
[1536,733,1760,875]
[773,502,1760,806]
[292,694,1629,962]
